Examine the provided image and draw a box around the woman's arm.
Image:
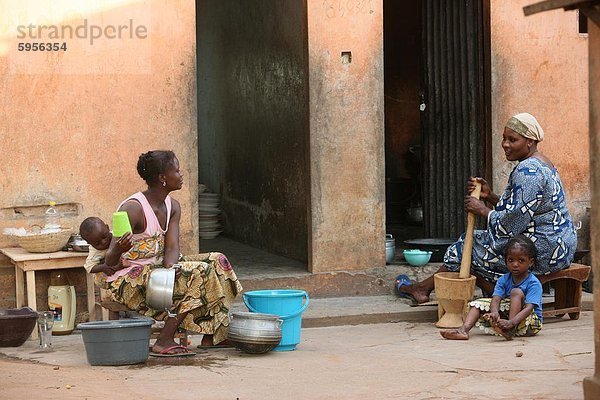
[487,164,544,240]
[464,197,492,219]
[163,198,181,268]
[468,177,499,206]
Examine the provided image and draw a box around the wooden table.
[0,247,95,340]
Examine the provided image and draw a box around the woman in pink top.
[104,150,242,356]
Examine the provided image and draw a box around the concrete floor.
[199,234,419,279]
[1,312,594,399]
[200,236,309,279]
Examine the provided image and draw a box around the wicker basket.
[17,227,72,253]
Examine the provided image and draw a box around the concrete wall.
[490,1,589,248]
[0,0,198,311]
[307,0,385,272]
[197,1,310,262]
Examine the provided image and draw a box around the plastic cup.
[112,211,132,237]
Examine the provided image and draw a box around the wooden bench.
[100,289,189,345]
[538,263,591,320]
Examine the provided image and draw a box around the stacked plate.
[199,190,222,239]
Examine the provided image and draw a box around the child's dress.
[470,272,543,337]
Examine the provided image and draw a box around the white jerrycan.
[48,271,76,335]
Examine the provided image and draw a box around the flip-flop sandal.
[394,274,417,302]
[150,344,196,357]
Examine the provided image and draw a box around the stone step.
[237,263,441,299]
[231,295,438,327]
[232,293,595,328]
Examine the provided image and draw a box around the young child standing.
[440,235,543,340]
[79,217,133,286]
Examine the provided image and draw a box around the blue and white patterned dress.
[444,157,577,282]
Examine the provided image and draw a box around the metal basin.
[146,268,175,311]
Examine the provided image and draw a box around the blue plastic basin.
[243,290,309,351]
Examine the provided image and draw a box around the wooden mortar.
[434,181,481,328]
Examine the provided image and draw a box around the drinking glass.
[37,311,54,351]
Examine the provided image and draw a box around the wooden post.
[584,13,600,400]
[459,181,482,279]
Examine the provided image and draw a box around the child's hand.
[103,261,125,276]
[115,232,134,252]
[104,265,120,276]
[483,311,500,323]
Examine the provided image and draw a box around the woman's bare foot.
[152,339,188,354]
[440,329,469,340]
[200,335,232,347]
[398,284,431,304]
[489,319,514,341]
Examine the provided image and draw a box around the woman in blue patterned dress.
[398,113,577,304]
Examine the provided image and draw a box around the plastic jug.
[44,201,60,229]
[48,271,76,335]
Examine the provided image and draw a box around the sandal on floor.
[150,345,196,357]
[395,274,416,302]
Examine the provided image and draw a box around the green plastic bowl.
[403,249,433,266]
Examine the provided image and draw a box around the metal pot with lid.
[67,233,90,252]
[228,311,283,354]
[385,234,396,264]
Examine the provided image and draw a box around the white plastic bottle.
[44,201,60,229]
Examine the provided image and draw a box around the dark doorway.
[383,0,425,244]
[195,1,310,272]
[384,0,491,243]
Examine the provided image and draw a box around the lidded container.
[385,234,396,264]
[45,201,60,229]
[48,271,76,335]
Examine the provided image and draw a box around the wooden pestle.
[459,181,482,279]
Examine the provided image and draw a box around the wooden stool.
[539,263,591,320]
[99,289,189,345]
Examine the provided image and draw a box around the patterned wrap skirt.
[105,252,243,345]
[470,298,542,337]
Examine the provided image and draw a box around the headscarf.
[505,113,544,142]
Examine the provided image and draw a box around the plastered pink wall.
[307,0,385,272]
[490,1,589,231]
[0,0,198,309]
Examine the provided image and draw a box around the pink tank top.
[106,192,172,282]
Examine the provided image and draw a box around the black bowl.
[404,238,454,262]
[0,307,38,347]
